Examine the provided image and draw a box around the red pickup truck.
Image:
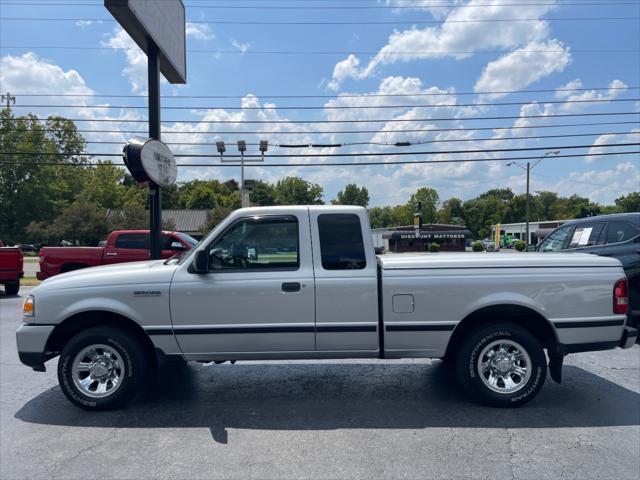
[37,230,197,280]
[0,240,24,295]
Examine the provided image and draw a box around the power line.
[2,45,637,56]
[3,16,639,25]
[4,119,639,135]
[5,111,638,124]
[1,150,638,168]
[12,98,640,111]
[9,86,639,99]
[77,131,639,147]
[3,142,638,159]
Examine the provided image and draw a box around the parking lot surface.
[1,288,639,480]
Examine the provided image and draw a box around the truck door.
[309,210,379,354]
[103,232,150,264]
[169,211,315,357]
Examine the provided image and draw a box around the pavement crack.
[48,428,120,479]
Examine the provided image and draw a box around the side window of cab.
[538,225,573,252]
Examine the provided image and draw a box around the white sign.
[140,140,177,187]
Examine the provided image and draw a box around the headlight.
[23,296,35,319]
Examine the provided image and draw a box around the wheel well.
[45,311,157,365]
[445,304,558,358]
[60,263,89,273]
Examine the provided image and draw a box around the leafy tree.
[0,110,89,242]
[28,200,109,246]
[615,192,640,212]
[273,177,323,205]
[437,197,463,224]
[249,180,277,206]
[332,183,370,207]
[410,187,439,223]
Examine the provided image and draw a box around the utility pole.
[147,41,162,260]
[1,92,16,109]
[507,150,560,246]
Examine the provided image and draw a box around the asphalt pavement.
[1,288,639,480]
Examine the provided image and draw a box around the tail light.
[613,278,628,315]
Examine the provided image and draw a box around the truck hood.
[378,252,623,270]
[34,260,178,293]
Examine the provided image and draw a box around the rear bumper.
[16,324,55,371]
[36,271,49,281]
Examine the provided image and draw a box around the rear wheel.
[57,326,150,410]
[4,281,19,295]
[455,322,547,407]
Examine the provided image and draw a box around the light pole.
[507,150,560,246]
[218,140,265,208]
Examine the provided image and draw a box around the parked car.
[0,240,24,295]
[19,243,40,253]
[17,206,636,411]
[537,213,640,333]
[481,238,496,252]
[37,230,197,280]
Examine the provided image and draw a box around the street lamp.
[507,150,560,246]
[216,141,225,160]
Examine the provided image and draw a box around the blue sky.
[1,0,639,207]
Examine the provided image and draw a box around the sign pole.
[148,40,162,260]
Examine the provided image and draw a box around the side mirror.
[193,250,209,273]
[170,241,185,251]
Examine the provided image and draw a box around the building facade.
[372,224,472,252]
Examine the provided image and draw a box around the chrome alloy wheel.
[477,339,532,394]
[71,344,125,398]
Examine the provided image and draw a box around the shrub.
[428,242,440,252]
[472,241,483,252]
[514,240,526,251]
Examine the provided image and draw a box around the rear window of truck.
[318,214,366,270]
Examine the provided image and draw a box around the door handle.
[282,282,301,292]
[105,252,118,256]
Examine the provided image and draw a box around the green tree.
[273,177,323,205]
[437,197,464,224]
[615,192,640,212]
[249,180,277,206]
[410,187,439,224]
[0,110,88,242]
[332,183,370,207]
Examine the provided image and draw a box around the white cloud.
[554,79,628,112]
[103,28,148,93]
[328,0,557,90]
[327,55,364,91]
[586,130,640,163]
[75,20,103,29]
[230,38,251,54]
[474,40,571,99]
[186,22,215,42]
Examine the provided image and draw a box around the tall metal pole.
[525,162,531,246]
[241,152,247,208]
[148,41,162,260]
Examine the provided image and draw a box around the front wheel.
[455,323,547,407]
[57,326,150,410]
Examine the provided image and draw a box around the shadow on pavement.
[15,362,640,443]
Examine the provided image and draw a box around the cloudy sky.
[0,0,638,206]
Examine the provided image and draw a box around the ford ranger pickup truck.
[37,229,197,280]
[16,206,637,410]
[0,240,24,295]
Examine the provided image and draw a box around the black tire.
[57,326,150,410]
[455,322,547,407]
[4,281,19,295]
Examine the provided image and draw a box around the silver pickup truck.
[17,206,636,410]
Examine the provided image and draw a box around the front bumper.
[619,326,638,349]
[16,324,55,371]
